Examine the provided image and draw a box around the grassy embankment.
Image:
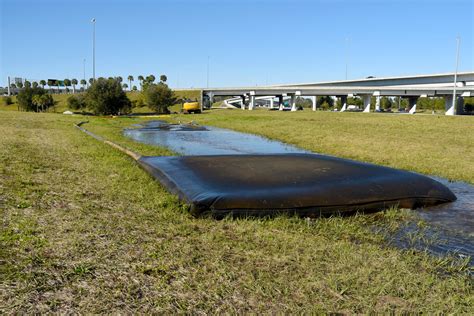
[1,110,473,313]
[0,90,201,114]
[174,110,474,184]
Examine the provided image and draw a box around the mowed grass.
[174,109,474,184]
[0,111,473,313]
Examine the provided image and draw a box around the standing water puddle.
[124,120,474,266]
[124,120,308,155]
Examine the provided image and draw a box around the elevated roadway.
[198,72,474,115]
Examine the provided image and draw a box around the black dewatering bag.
[137,153,456,217]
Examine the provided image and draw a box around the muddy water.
[124,120,474,265]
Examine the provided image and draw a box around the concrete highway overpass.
[195,72,474,115]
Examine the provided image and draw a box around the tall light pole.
[91,18,96,81]
[451,36,461,115]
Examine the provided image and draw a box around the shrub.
[17,87,54,112]
[85,78,131,115]
[131,97,145,108]
[67,95,86,110]
[143,83,176,114]
[3,96,13,105]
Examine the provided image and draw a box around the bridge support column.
[457,97,465,114]
[241,95,246,110]
[445,95,454,115]
[375,96,381,112]
[249,95,256,110]
[446,95,465,115]
[408,96,417,114]
[362,95,371,112]
[311,96,317,111]
[270,97,274,109]
[290,94,297,111]
[340,96,348,112]
[278,95,284,111]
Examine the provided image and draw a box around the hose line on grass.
[74,121,142,161]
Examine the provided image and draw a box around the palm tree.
[122,83,128,90]
[32,95,41,112]
[146,74,155,83]
[64,79,71,93]
[47,80,53,92]
[32,81,39,88]
[138,75,144,90]
[116,76,123,83]
[80,79,87,90]
[71,79,78,93]
[160,75,167,83]
[24,80,31,88]
[89,78,94,85]
[127,75,134,91]
[10,83,17,89]
[40,80,46,88]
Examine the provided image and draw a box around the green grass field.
[1,110,473,313]
[173,109,474,184]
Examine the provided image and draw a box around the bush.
[67,95,86,110]
[85,78,131,115]
[131,97,145,108]
[143,83,176,114]
[17,87,54,112]
[2,96,13,105]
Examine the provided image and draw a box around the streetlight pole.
[91,18,96,81]
[451,36,461,115]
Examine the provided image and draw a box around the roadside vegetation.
[1,74,198,115]
[1,110,473,313]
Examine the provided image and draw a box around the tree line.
[8,74,168,93]
[9,74,175,115]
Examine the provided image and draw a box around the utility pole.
[7,76,11,96]
[91,18,96,81]
[451,36,461,115]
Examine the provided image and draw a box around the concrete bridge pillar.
[241,95,246,110]
[290,94,297,111]
[249,95,256,111]
[362,95,371,112]
[457,97,465,114]
[445,95,454,115]
[269,97,274,109]
[408,96,417,114]
[375,96,381,112]
[340,96,348,112]
[311,96,317,111]
[278,95,284,111]
[446,95,465,115]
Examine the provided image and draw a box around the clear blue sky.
[1,0,473,88]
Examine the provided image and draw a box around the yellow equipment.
[183,102,201,114]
